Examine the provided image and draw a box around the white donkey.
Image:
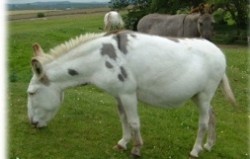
[27,31,236,158]
[104,11,124,32]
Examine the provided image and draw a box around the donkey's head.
[27,44,64,128]
[197,3,215,40]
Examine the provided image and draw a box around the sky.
[8,0,109,4]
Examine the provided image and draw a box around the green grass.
[8,13,249,159]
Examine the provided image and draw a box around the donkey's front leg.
[113,98,132,151]
[119,93,143,158]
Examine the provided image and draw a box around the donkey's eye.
[28,92,36,96]
[199,22,203,26]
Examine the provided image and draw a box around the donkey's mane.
[49,32,106,57]
[40,32,106,64]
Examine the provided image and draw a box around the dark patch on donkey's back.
[105,61,113,69]
[118,74,124,82]
[167,37,180,43]
[113,31,132,54]
[68,69,79,76]
[117,66,128,82]
[101,43,117,60]
[120,66,127,78]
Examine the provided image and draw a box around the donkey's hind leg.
[114,98,132,150]
[204,108,216,151]
[190,93,212,157]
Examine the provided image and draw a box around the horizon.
[8,0,109,4]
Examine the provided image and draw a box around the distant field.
[8,10,61,15]
[8,12,248,159]
[8,8,110,20]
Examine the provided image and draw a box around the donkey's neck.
[44,41,103,90]
[184,14,200,37]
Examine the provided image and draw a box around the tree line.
[109,0,248,36]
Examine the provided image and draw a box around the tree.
[125,0,152,30]
[150,0,207,14]
[208,0,248,42]
[109,0,152,30]
[209,0,248,30]
[109,0,130,10]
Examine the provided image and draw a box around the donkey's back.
[137,14,186,37]
[137,12,213,40]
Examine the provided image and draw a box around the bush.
[213,24,247,44]
[37,12,45,18]
[123,1,152,30]
[124,9,148,30]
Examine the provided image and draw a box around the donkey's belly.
[137,71,207,107]
[137,87,196,108]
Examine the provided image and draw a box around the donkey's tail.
[221,74,237,107]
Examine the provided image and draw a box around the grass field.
[8,12,249,159]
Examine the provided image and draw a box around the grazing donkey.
[137,4,214,40]
[104,11,124,32]
[27,30,236,158]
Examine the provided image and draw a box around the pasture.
[8,12,248,159]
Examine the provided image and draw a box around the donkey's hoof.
[203,143,213,151]
[190,146,202,158]
[189,154,198,159]
[189,151,199,158]
[189,156,198,159]
[131,153,141,159]
[113,144,126,151]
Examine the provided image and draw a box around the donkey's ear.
[31,58,50,85]
[31,58,43,77]
[209,4,215,14]
[32,43,44,57]
[199,3,205,14]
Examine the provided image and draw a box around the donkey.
[27,30,236,158]
[104,11,124,32]
[137,4,214,40]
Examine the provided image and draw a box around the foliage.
[124,0,152,30]
[109,0,152,30]
[150,0,207,14]
[213,24,247,44]
[209,0,248,30]
[109,0,130,9]
[8,12,249,159]
[213,8,235,25]
[209,0,248,42]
